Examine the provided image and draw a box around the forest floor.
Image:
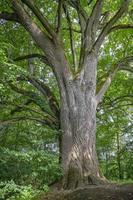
[40,184,133,200]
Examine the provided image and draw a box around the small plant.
[0,180,20,199]
[0,181,41,200]
[42,184,49,193]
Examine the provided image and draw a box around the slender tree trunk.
[105,151,109,178]
[60,54,106,189]
[116,132,123,180]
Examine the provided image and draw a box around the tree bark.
[60,54,106,189]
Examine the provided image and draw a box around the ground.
[40,184,133,200]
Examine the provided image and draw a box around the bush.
[0,180,41,200]
[0,148,62,187]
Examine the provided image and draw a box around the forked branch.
[11,1,51,47]
[94,0,130,51]
[86,0,103,36]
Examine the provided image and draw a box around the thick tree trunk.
[60,54,106,189]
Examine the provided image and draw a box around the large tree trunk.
[60,54,106,189]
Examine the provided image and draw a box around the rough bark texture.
[60,54,105,189]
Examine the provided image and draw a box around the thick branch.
[21,0,56,38]
[94,0,130,51]
[1,1,70,84]
[12,0,71,87]
[96,56,133,105]
[96,65,119,105]
[11,0,58,68]
[86,0,103,37]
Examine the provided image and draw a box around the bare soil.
[40,184,133,200]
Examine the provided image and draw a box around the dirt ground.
[40,184,133,200]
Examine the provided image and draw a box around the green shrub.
[0,181,41,200]
[0,148,62,187]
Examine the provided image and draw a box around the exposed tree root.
[41,184,133,200]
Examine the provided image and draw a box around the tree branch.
[86,0,103,37]
[96,56,133,105]
[10,99,32,114]
[96,65,119,105]
[10,100,59,127]
[11,0,71,87]
[94,0,130,51]
[0,11,20,23]
[1,1,70,84]
[83,0,103,56]
[21,0,56,38]
[105,95,133,108]
[88,0,93,6]
[8,81,56,118]
[0,116,57,129]
[108,24,133,33]
[68,0,88,68]
[11,0,59,69]
[68,0,87,35]
[56,0,63,33]
[14,53,52,67]
[69,0,88,21]
[14,55,60,118]
[63,3,77,70]
[27,76,60,118]
[1,96,59,128]
[62,27,81,33]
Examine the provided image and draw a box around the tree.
[0,0,133,189]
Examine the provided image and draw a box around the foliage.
[0,147,62,187]
[0,180,42,200]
